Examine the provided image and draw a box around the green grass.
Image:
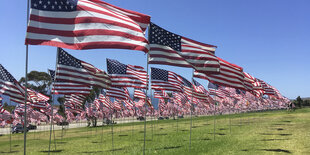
[1,108,310,154]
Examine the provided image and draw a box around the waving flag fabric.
[243,72,255,92]
[56,48,110,89]
[257,79,276,96]
[50,69,92,95]
[149,23,220,73]
[26,0,150,52]
[134,88,146,99]
[107,59,147,89]
[0,64,27,104]
[151,67,183,92]
[106,87,127,100]
[154,90,169,99]
[194,57,245,90]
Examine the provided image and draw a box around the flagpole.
[143,24,151,155]
[23,1,30,154]
[213,95,216,140]
[189,69,194,152]
[143,52,149,155]
[48,48,60,154]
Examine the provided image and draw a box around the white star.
[52,5,55,9]
[48,1,50,5]
[33,3,37,7]
[55,1,58,5]
[59,6,62,9]
[39,0,42,4]
[43,5,47,8]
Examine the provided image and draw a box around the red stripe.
[25,39,149,52]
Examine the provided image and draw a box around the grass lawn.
[1,108,310,154]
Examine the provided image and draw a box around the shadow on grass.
[208,133,226,135]
[80,150,104,153]
[155,145,182,150]
[108,148,124,152]
[241,149,248,152]
[57,142,67,144]
[181,130,188,132]
[119,134,128,137]
[258,133,292,136]
[40,150,63,153]
[0,151,19,154]
[203,124,210,126]
[155,133,168,136]
[219,128,227,130]
[282,120,292,123]
[260,149,291,153]
[260,139,290,141]
[200,138,211,141]
[13,145,19,147]
[137,139,152,141]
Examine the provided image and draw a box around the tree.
[296,96,303,108]
[19,71,52,95]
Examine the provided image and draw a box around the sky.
[0,0,309,101]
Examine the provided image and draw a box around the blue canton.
[0,64,17,82]
[106,59,127,74]
[58,48,83,68]
[31,0,78,12]
[151,68,168,81]
[149,22,181,51]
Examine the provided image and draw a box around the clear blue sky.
[0,0,309,99]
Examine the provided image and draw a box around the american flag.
[194,57,245,90]
[151,67,183,92]
[50,65,92,96]
[98,94,113,109]
[148,23,220,73]
[25,0,150,52]
[26,88,49,108]
[0,64,27,104]
[93,98,101,111]
[178,75,209,102]
[56,48,110,89]
[153,90,169,99]
[107,59,147,89]
[134,88,146,99]
[106,87,127,100]
[243,72,255,92]
[64,94,86,107]
[173,92,188,105]
[253,78,264,97]
[257,79,276,96]
[113,99,123,111]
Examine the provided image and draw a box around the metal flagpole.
[213,95,217,140]
[189,69,194,151]
[48,48,60,154]
[143,24,151,155]
[143,53,149,155]
[24,1,30,154]
[110,106,114,152]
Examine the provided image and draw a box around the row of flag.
[0,0,290,126]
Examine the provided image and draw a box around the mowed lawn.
[1,108,310,155]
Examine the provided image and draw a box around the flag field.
[1,108,309,154]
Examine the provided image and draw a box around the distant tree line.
[292,96,310,108]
